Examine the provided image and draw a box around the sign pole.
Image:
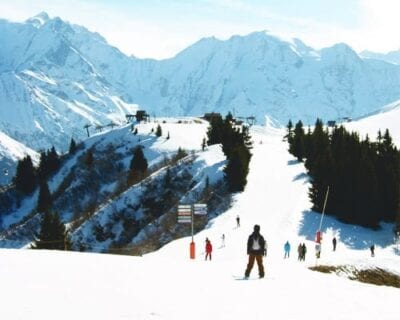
[191,204,194,243]
[190,204,195,259]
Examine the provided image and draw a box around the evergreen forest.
[287,119,400,231]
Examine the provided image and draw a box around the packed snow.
[0,117,399,320]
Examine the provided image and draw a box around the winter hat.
[254,224,260,233]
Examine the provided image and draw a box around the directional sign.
[178,204,192,223]
[193,203,207,215]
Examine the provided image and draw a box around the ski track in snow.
[0,124,399,320]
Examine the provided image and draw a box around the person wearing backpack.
[244,224,266,278]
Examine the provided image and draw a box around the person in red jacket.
[205,238,213,261]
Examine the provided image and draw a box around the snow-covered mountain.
[134,36,400,125]
[361,49,400,65]
[2,12,400,156]
[0,12,139,152]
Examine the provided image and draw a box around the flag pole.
[319,186,330,231]
[315,186,329,264]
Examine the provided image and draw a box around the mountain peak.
[26,12,50,28]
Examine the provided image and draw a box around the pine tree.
[305,119,329,170]
[37,150,49,183]
[285,120,294,143]
[130,146,148,172]
[156,124,162,137]
[174,147,187,161]
[32,211,68,250]
[206,115,224,145]
[241,125,253,152]
[84,149,94,168]
[14,155,36,195]
[48,147,60,175]
[225,111,234,123]
[201,137,206,151]
[69,138,77,154]
[224,146,249,192]
[163,167,172,189]
[290,121,305,161]
[128,146,148,184]
[37,181,52,213]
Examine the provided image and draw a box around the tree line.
[206,112,253,192]
[287,119,400,231]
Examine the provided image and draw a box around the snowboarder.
[332,237,337,251]
[284,241,291,259]
[370,244,375,257]
[205,238,213,260]
[244,224,266,278]
[236,215,240,227]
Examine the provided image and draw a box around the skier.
[244,225,266,278]
[205,238,213,261]
[221,234,225,247]
[236,215,240,228]
[284,241,291,259]
[332,237,337,251]
[301,243,307,261]
[370,244,375,257]
[297,243,302,261]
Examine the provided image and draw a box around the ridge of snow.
[25,12,50,28]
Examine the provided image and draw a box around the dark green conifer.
[37,181,52,213]
[14,155,36,195]
[32,211,68,250]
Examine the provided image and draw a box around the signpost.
[178,203,207,259]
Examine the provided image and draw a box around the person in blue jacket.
[284,241,291,258]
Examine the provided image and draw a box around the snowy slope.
[0,117,223,249]
[0,121,399,320]
[344,99,400,146]
[0,131,38,185]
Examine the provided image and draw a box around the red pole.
[190,241,195,259]
[190,204,195,259]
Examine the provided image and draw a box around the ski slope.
[0,124,399,320]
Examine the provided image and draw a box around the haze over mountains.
[1,12,400,154]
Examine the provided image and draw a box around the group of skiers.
[297,243,307,261]
[203,220,377,278]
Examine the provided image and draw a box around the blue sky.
[0,0,398,59]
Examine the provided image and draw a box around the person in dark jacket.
[332,237,337,251]
[244,224,266,278]
[301,243,307,261]
[370,244,375,257]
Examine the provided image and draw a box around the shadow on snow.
[298,210,396,250]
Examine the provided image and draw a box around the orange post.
[190,241,196,259]
[316,231,321,244]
